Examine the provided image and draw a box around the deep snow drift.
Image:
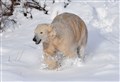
[0,1,119,81]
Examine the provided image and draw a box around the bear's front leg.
[44,54,59,70]
[43,42,59,70]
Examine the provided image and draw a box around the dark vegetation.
[0,0,71,32]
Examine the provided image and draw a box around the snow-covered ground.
[0,0,119,81]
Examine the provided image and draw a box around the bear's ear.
[48,24,56,38]
[47,24,52,32]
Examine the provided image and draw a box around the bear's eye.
[40,32,43,34]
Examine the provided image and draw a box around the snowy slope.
[0,1,119,81]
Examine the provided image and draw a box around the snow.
[0,0,119,81]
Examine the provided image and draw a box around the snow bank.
[1,1,119,81]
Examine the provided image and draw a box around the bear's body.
[33,13,88,69]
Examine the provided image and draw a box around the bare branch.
[23,1,48,14]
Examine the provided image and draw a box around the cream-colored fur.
[33,12,88,69]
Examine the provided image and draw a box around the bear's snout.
[33,36,41,44]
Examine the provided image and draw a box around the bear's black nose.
[33,37,36,42]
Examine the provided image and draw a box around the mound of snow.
[1,1,119,81]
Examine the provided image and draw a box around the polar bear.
[33,12,88,69]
